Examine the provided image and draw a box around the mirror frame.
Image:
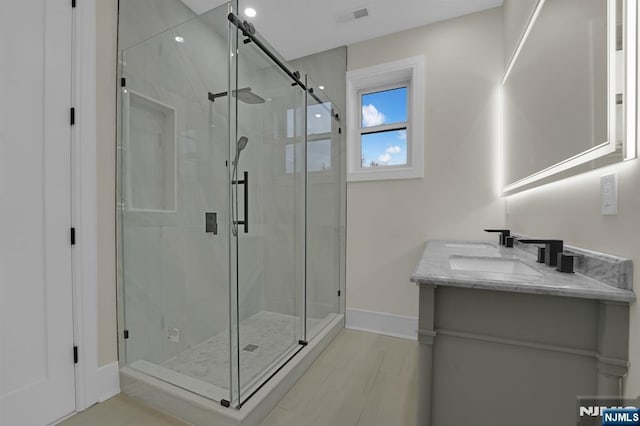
[502,0,637,195]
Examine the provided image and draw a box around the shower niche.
[123,89,177,213]
[116,1,346,422]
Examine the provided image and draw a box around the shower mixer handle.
[233,171,249,234]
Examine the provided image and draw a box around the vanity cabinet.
[411,240,634,426]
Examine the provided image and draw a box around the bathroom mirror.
[502,0,636,194]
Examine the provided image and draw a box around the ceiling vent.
[353,8,369,19]
[336,6,371,23]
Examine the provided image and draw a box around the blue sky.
[361,87,407,127]
[361,131,407,167]
[361,87,407,167]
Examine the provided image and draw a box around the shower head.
[233,87,265,104]
[207,87,265,104]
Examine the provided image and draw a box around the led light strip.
[495,85,504,196]
[606,0,617,159]
[503,143,615,193]
[625,0,637,160]
[502,0,638,194]
[502,0,547,86]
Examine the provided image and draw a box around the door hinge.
[71,0,76,7]
[73,346,79,364]
[121,77,126,88]
[338,290,341,297]
[70,107,75,125]
[124,330,130,339]
[70,227,76,245]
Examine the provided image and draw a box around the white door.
[0,0,76,425]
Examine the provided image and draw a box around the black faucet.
[518,239,564,267]
[484,229,511,246]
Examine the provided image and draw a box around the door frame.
[69,0,120,413]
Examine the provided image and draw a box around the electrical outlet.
[167,327,180,343]
[601,173,618,215]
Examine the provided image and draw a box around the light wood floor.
[59,393,187,426]
[61,329,418,426]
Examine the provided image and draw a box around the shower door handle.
[233,171,249,234]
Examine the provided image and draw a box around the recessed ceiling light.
[315,113,322,118]
[318,85,325,90]
[244,7,257,18]
[175,36,185,43]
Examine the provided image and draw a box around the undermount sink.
[445,242,495,250]
[449,255,541,276]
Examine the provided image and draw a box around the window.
[346,56,424,181]
[360,86,408,168]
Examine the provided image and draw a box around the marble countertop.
[410,240,635,303]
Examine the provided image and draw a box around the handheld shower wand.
[233,136,249,166]
[232,136,249,237]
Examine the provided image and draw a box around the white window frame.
[346,55,425,181]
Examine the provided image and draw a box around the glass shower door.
[304,76,344,341]
[118,3,235,404]
[229,24,306,406]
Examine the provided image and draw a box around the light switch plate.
[601,173,618,215]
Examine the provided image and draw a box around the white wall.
[346,7,505,319]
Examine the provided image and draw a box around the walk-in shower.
[116,0,345,416]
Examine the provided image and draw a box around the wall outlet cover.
[601,173,618,215]
[167,327,180,343]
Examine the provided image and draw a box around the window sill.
[347,165,423,182]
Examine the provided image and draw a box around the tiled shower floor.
[142,311,333,396]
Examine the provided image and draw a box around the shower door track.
[235,340,308,409]
[227,12,326,107]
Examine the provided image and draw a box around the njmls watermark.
[577,397,640,425]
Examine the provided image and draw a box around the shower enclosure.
[116,1,345,410]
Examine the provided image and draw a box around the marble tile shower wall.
[290,48,347,330]
[259,69,304,319]
[306,183,342,320]
[235,59,266,323]
[121,11,265,365]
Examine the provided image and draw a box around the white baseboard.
[346,308,418,340]
[96,361,121,403]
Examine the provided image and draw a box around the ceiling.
[181,0,503,60]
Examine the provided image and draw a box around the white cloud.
[377,145,403,164]
[386,145,401,154]
[362,104,385,127]
[378,153,392,163]
[397,130,407,140]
